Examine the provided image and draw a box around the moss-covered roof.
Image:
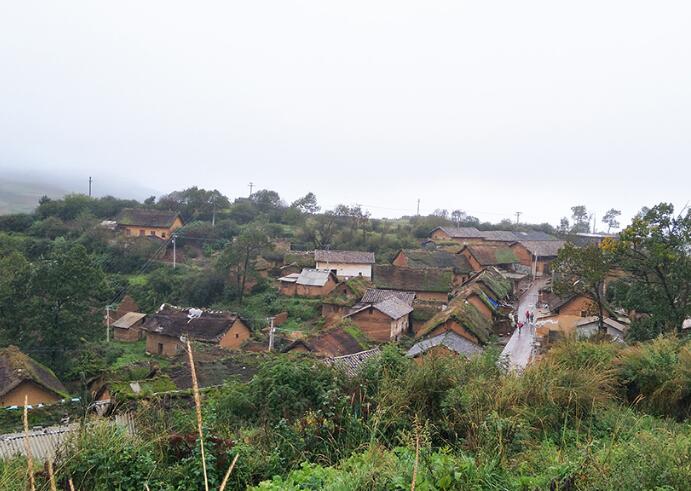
[397,249,473,273]
[416,300,493,344]
[322,276,373,306]
[373,265,453,293]
[463,245,518,266]
[283,252,316,268]
[115,208,182,228]
[472,269,512,300]
[0,346,68,400]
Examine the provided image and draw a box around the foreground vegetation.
[1,337,689,490]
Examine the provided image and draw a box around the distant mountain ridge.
[0,179,68,214]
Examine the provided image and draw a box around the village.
[2,208,637,425]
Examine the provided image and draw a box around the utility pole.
[105,305,111,342]
[267,316,276,351]
[416,199,420,216]
[88,176,92,197]
[248,182,254,197]
[172,235,177,269]
[592,212,597,233]
[515,211,522,224]
[211,195,216,228]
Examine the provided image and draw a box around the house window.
[150,230,156,236]
[235,333,239,338]
[157,343,163,355]
[580,310,587,317]
[162,232,166,238]
[125,228,131,236]
[139,229,145,236]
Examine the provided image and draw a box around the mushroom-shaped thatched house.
[0,346,68,407]
[415,297,493,347]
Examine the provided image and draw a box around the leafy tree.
[218,223,270,305]
[0,242,109,372]
[570,205,590,233]
[552,242,615,332]
[451,210,469,226]
[611,203,690,336]
[291,192,320,214]
[250,189,283,213]
[557,217,570,235]
[602,208,622,233]
[157,187,230,222]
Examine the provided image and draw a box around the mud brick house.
[0,346,68,407]
[458,245,520,272]
[545,293,597,318]
[141,305,251,357]
[115,208,184,239]
[392,249,474,286]
[373,265,453,302]
[105,294,140,327]
[314,250,375,279]
[282,326,369,357]
[407,331,483,363]
[279,269,338,297]
[415,298,493,347]
[510,240,565,277]
[345,296,414,342]
[321,276,372,325]
[112,312,147,342]
[576,316,628,342]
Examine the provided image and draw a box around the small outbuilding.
[345,296,414,342]
[112,312,147,342]
[575,316,628,342]
[407,331,483,363]
[279,268,338,297]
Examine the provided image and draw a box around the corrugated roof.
[462,245,519,266]
[575,316,628,333]
[315,250,375,264]
[348,296,413,320]
[360,288,416,306]
[373,265,453,293]
[112,312,146,329]
[0,347,67,400]
[115,208,182,228]
[296,268,335,286]
[407,331,484,358]
[517,240,565,257]
[397,249,473,273]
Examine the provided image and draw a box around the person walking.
[517,321,523,335]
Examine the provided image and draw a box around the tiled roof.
[324,348,381,376]
[112,312,146,329]
[517,240,565,257]
[0,346,67,400]
[513,231,558,241]
[480,230,519,242]
[373,265,453,293]
[432,227,484,238]
[141,305,243,342]
[360,288,416,306]
[397,249,473,273]
[315,250,375,264]
[349,297,413,320]
[462,245,519,266]
[407,331,484,358]
[115,208,182,228]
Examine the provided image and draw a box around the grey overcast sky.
[1,1,689,227]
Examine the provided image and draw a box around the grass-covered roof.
[416,299,493,344]
[373,265,453,293]
[473,268,512,300]
[0,346,68,399]
[322,276,373,306]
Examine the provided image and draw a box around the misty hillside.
[0,173,158,215]
[0,179,68,214]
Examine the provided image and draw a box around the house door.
[157,343,163,355]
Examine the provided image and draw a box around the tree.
[291,192,320,214]
[557,217,570,235]
[218,223,270,305]
[611,203,690,337]
[0,242,109,372]
[157,187,230,222]
[552,242,614,333]
[602,208,621,233]
[570,205,590,233]
[451,210,468,226]
[250,190,283,213]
